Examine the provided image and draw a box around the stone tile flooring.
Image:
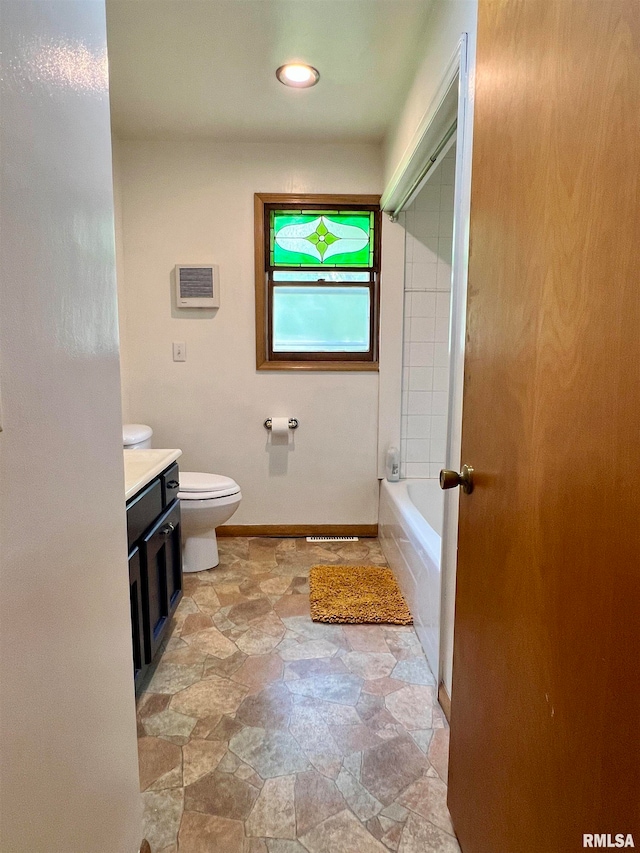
[137,537,460,853]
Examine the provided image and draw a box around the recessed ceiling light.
[276,63,320,88]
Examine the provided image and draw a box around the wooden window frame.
[254,193,381,371]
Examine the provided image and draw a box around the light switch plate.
[173,341,186,362]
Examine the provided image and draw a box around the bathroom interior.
[1,0,475,847]
[107,1,473,849]
[3,1,639,850]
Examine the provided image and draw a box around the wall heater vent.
[175,264,219,308]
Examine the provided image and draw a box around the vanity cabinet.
[127,464,183,691]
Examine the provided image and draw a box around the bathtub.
[379,478,444,679]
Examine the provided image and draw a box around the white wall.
[376,215,406,477]
[116,140,383,525]
[113,141,130,421]
[0,3,142,852]
[383,0,477,188]
[400,144,456,478]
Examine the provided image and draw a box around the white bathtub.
[379,478,444,679]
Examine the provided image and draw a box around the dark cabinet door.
[163,502,183,615]
[128,546,147,689]
[141,501,182,662]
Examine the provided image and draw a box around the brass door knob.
[439,464,474,494]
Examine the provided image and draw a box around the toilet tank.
[123,423,153,450]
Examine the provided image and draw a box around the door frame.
[380,34,476,705]
[439,33,475,708]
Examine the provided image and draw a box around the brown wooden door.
[448,2,640,851]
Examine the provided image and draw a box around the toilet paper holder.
[264,418,299,430]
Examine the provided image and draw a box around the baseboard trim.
[438,682,452,723]
[217,524,378,538]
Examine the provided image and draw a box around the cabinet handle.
[166,480,179,489]
[160,522,175,536]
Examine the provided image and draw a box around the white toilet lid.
[123,423,153,445]
[179,471,240,494]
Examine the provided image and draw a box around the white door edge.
[439,31,476,697]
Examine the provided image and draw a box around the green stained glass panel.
[271,211,374,267]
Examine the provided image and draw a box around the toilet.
[122,424,242,572]
[177,472,241,572]
[123,423,153,449]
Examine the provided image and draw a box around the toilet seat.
[178,471,241,501]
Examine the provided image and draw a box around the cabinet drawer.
[162,463,180,507]
[126,479,162,550]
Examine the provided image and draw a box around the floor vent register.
[306,536,359,543]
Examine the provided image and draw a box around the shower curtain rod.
[390,120,458,221]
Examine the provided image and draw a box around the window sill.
[256,360,379,372]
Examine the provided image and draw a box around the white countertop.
[124,449,182,501]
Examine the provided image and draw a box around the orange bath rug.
[309,564,413,625]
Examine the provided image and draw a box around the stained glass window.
[270,211,375,268]
[256,194,380,368]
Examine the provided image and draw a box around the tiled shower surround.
[400,145,455,478]
[136,537,459,852]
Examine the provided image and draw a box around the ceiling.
[105,0,433,142]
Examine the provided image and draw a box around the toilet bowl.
[122,424,242,572]
[178,472,242,572]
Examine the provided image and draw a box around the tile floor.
[136,537,460,853]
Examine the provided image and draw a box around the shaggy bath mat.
[309,565,413,625]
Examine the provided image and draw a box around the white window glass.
[272,286,370,352]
